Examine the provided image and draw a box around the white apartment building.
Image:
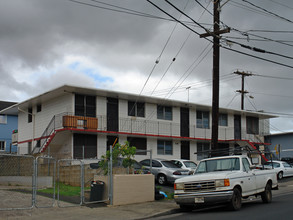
[1,85,275,163]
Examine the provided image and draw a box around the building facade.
[0,101,18,153]
[1,85,274,163]
[265,132,293,160]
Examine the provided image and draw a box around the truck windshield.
[195,158,240,173]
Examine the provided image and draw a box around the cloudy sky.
[1,0,293,133]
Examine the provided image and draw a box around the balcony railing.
[33,113,268,153]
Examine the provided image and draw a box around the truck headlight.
[174,183,184,190]
[215,179,230,187]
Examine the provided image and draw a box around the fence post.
[32,158,37,207]
[81,161,85,204]
[109,145,113,205]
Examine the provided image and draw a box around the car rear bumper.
[174,190,234,205]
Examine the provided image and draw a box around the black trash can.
[90,180,104,201]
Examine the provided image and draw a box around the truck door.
[241,158,256,196]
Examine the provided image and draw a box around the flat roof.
[0,84,277,119]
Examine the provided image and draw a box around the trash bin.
[90,180,104,201]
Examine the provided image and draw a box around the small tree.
[99,141,136,174]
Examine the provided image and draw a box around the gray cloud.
[0,0,293,132]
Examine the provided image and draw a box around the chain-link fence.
[0,154,111,210]
[35,156,56,208]
[0,154,35,210]
[0,151,152,211]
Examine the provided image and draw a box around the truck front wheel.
[228,188,242,211]
[261,183,272,203]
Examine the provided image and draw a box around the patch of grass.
[38,182,90,197]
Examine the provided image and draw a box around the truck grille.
[184,181,216,192]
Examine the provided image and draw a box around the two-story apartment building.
[0,85,275,163]
[0,101,18,153]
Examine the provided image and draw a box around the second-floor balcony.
[45,113,267,144]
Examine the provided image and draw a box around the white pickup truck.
[174,155,278,211]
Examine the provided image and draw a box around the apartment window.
[0,141,5,151]
[157,140,173,155]
[28,107,32,123]
[127,137,147,155]
[73,134,97,159]
[37,104,42,112]
[219,114,228,126]
[75,94,96,117]
[246,116,259,134]
[0,115,7,124]
[157,106,172,120]
[196,110,209,129]
[197,142,210,161]
[128,101,145,117]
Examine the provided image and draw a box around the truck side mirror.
[250,165,256,169]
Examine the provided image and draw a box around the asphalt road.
[152,191,293,220]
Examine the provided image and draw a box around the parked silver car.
[140,159,191,185]
[171,159,197,174]
[264,160,293,180]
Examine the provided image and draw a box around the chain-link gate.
[35,156,56,208]
[0,154,35,210]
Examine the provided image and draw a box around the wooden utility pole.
[200,1,230,157]
[211,0,220,157]
[234,70,253,110]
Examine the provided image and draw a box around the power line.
[253,74,293,81]
[250,92,293,100]
[246,30,293,34]
[150,0,191,96]
[242,0,293,24]
[230,28,293,48]
[223,39,293,60]
[221,45,293,69]
[268,0,293,10]
[148,1,293,69]
[223,36,293,44]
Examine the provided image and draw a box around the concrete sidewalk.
[1,179,293,220]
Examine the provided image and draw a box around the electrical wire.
[268,0,293,10]
[223,39,293,60]
[242,0,293,24]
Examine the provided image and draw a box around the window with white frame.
[0,115,7,124]
[219,114,228,126]
[197,142,210,161]
[157,105,172,120]
[196,110,209,129]
[0,141,5,151]
[157,140,173,155]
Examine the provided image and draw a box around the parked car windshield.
[196,158,240,173]
[183,161,197,168]
[161,161,180,168]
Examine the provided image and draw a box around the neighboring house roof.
[265,132,293,137]
[0,84,277,119]
[0,101,18,115]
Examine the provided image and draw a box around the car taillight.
[173,171,182,175]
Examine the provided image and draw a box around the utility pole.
[234,70,253,110]
[200,1,230,157]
